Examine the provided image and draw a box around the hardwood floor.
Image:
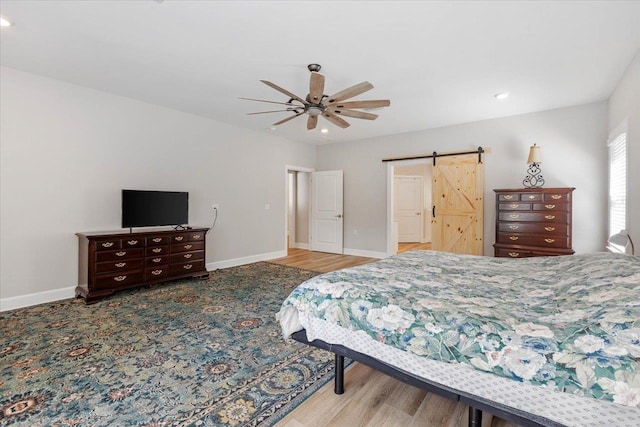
[398,242,432,253]
[273,249,518,427]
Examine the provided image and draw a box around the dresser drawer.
[188,231,205,242]
[96,248,144,262]
[170,250,204,264]
[145,255,169,266]
[497,233,570,248]
[95,258,144,274]
[495,248,533,258]
[145,266,169,281]
[95,239,121,251]
[170,260,206,276]
[498,211,567,223]
[146,235,169,246]
[497,193,542,202]
[544,192,571,202]
[533,203,569,211]
[497,222,568,235]
[498,202,531,211]
[94,271,143,290]
[146,246,168,256]
[171,242,205,253]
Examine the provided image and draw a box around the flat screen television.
[122,190,188,228]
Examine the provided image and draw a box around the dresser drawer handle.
[114,275,127,282]
[151,269,163,276]
[545,215,555,220]
[509,225,519,230]
[510,203,519,208]
[545,204,555,209]
[175,236,184,241]
[152,258,162,263]
[527,195,535,199]
[115,262,126,268]
[183,253,193,259]
[508,252,519,258]
[509,214,519,219]
[115,251,126,257]
[183,264,193,270]
[127,240,138,245]
[545,239,555,244]
[192,235,201,240]
[545,227,555,232]
[152,248,162,253]
[509,236,519,241]
[101,242,114,248]
[152,238,162,243]
[551,194,562,200]
[184,244,193,249]
[503,195,513,200]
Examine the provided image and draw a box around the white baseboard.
[206,250,287,271]
[1,286,76,312]
[343,248,387,259]
[293,243,309,250]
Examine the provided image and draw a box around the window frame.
[607,118,629,251]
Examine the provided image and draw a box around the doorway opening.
[285,166,313,254]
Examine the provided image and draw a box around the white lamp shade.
[608,230,635,255]
[527,144,541,164]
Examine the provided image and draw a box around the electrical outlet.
[264,204,271,210]
[212,204,219,211]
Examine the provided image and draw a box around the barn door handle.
[432,206,436,218]
[335,214,343,218]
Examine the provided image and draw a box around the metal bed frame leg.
[334,354,345,394]
[469,406,482,427]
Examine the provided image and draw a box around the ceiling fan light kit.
[242,64,390,130]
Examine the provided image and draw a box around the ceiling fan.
[241,64,390,130]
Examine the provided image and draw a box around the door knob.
[335,214,343,218]
[416,212,421,215]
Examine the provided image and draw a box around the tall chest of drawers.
[76,227,209,303]
[493,188,575,258]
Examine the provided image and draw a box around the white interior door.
[394,176,423,242]
[311,170,344,254]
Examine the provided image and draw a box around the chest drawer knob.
[114,275,127,282]
[115,262,126,268]
[192,235,202,240]
[152,248,162,253]
[545,204,556,209]
[175,236,184,241]
[152,238,162,243]
[551,194,562,200]
[509,225,519,230]
[183,253,193,259]
[152,258,162,263]
[545,238,556,244]
[115,251,126,257]
[509,203,519,208]
[183,264,193,270]
[509,214,519,219]
[127,240,138,245]
[545,227,555,232]
[101,242,114,248]
[508,252,519,258]
[509,236,519,241]
[545,215,555,220]
[527,195,535,199]
[151,270,163,276]
[503,195,513,200]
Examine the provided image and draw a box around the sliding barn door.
[431,153,484,255]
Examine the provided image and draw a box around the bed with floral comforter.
[277,251,640,409]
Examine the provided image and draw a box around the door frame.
[285,165,314,253]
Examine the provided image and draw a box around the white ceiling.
[1,1,639,145]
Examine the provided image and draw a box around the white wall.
[317,102,609,256]
[0,66,315,302]
[608,49,640,242]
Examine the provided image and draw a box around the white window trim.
[607,118,629,251]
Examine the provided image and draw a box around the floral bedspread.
[278,251,640,407]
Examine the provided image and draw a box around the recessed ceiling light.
[269,126,277,131]
[0,16,14,27]
[321,128,329,134]
[494,92,509,100]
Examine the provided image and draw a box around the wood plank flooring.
[273,248,518,427]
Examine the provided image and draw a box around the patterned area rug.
[0,262,333,426]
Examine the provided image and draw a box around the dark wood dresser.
[493,188,575,258]
[76,227,209,303]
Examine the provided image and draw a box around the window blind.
[608,132,627,240]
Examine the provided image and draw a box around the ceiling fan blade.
[309,72,325,104]
[321,111,350,128]
[260,80,308,105]
[239,97,302,107]
[332,109,378,120]
[273,111,305,126]
[323,81,374,106]
[247,109,300,115]
[307,115,318,130]
[327,99,390,110]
